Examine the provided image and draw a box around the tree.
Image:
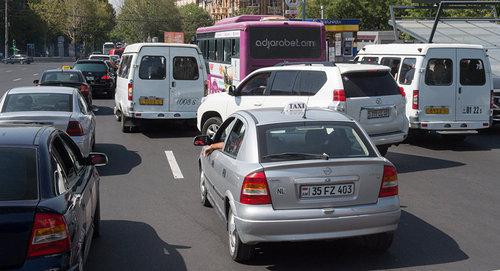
[114,0,182,43]
[179,3,213,43]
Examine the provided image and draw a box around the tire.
[200,171,212,207]
[121,115,135,133]
[377,145,390,156]
[202,116,222,137]
[93,199,101,238]
[115,109,122,122]
[227,209,254,262]
[363,232,394,253]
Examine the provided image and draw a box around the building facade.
[200,0,284,21]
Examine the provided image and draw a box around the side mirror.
[33,79,39,85]
[193,135,212,146]
[89,152,108,166]
[228,85,236,96]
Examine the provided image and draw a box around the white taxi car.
[194,104,401,262]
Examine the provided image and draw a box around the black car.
[73,60,115,98]
[2,54,33,64]
[0,125,107,270]
[35,69,93,105]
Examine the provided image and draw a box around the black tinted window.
[239,72,271,96]
[294,71,327,96]
[0,147,38,201]
[3,93,72,112]
[342,72,400,97]
[380,57,401,78]
[460,59,486,86]
[360,57,379,64]
[399,58,416,85]
[74,63,107,72]
[41,72,83,83]
[269,71,299,95]
[118,55,133,78]
[425,58,453,86]
[224,120,246,157]
[51,136,76,180]
[173,57,199,80]
[139,56,166,80]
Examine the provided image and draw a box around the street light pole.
[302,0,306,20]
[4,0,8,58]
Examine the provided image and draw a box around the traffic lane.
[86,97,500,270]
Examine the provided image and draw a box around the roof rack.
[274,61,336,67]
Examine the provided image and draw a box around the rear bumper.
[90,82,114,94]
[123,111,197,120]
[409,118,490,131]
[234,197,400,244]
[17,253,75,271]
[369,131,407,146]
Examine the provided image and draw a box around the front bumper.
[234,197,400,244]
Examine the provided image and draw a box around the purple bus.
[196,15,326,94]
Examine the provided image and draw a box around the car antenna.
[302,96,310,119]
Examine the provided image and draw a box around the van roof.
[358,43,484,56]
[123,43,201,54]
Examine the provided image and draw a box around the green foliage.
[114,0,182,43]
[179,4,213,43]
[234,6,260,16]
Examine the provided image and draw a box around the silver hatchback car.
[194,105,401,262]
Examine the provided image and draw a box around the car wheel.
[121,116,137,133]
[200,171,212,207]
[115,109,122,122]
[227,209,254,262]
[363,232,394,253]
[377,145,390,156]
[202,117,222,137]
[93,199,101,238]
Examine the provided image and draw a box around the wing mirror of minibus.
[228,85,237,96]
[194,135,213,146]
[33,79,39,85]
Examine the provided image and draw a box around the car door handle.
[211,160,214,168]
[458,87,462,94]
[222,168,226,178]
[172,81,176,87]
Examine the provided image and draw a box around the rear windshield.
[73,63,107,72]
[41,71,83,83]
[3,93,72,112]
[0,147,38,201]
[342,71,400,98]
[258,122,375,162]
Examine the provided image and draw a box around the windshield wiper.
[262,152,329,161]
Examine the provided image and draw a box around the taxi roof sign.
[283,101,307,117]
[61,65,72,70]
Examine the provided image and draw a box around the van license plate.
[367,108,390,119]
[139,97,164,105]
[426,107,449,114]
[300,184,354,198]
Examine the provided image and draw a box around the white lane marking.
[5,70,12,73]
[13,78,22,82]
[22,68,27,70]
[33,73,39,76]
[164,151,184,179]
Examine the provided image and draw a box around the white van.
[356,44,492,139]
[114,43,207,132]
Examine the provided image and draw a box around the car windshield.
[73,63,107,72]
[3,93,72,112]
[0,147,38,201]
[41,72,83,83]
[258,122,375,162]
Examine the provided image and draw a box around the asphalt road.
[1,62,499,271]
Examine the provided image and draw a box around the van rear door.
[169,48,205,113]
[455,49,491,123]
[133,46,170,113]
[419,49,456,122]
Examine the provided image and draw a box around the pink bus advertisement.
[196,15,326,94]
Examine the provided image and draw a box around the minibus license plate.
[140,97,164,105]
[426,107,449,114]
[301,184,354,198]
[367,108,390,119]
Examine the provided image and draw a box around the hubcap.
[228,211,236,255]
[207,123,219,137]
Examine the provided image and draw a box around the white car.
[197,62,409,155]
[0,86,96,156]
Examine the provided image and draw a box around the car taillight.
[79,84,89,97]
[128,82,133,101]
[66,120,84,136]
[27,213,70,258]
[101,74,111,80]
[333,89,346,102]
[412,90,419,110]
[240,171,272,205]
[379,165,398,198]
[399,87,406,97]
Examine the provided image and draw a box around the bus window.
[216,40,224,62]
[224,39,232,63]
[209,40,216,61]
[232,39,240,58]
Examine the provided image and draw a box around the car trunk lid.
[0,112,73,131]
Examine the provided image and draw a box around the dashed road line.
[164,150,184,179]
[33,73,39,76]
[13,78,22,82]
[5,70,12,73]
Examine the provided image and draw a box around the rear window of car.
[41,72,83,83]
[0,147,38,201]
[258,122,375,162]
[3,93,72,112]
[342,71,400,98]
[73,63,107,72]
